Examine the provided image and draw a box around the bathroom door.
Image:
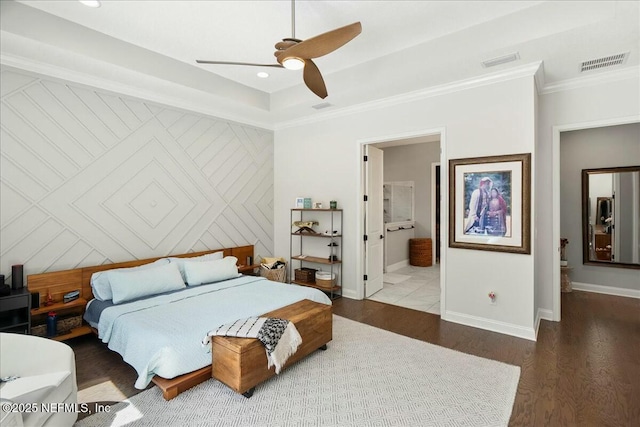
[365,145,384,297]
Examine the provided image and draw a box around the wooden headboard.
[27,245,254,306]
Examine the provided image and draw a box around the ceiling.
[1,1,638,127]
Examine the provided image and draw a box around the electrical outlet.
[488,292,497,305]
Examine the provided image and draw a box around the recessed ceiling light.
[257,72,269,78]
[79,0,101,8]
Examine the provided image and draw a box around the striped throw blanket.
[203,317,302,374]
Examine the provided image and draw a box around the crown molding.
[539,65,639,95]
[0,53,275,131]
[4,48,636,133]
[274,61,544,130]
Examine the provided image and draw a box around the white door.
[365,145,384,297]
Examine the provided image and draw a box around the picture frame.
[313,202,323,209]
[295,197,304,208]
[449,153,531,254]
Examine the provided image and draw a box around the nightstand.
[0,288,30,334]
[238,264,261,276]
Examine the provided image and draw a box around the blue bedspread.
[94,275,331,389]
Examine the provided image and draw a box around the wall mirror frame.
[383,181,415,226]
[581,165,640,270]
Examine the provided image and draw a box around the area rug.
[382,273,411,284]
[75,316,520,427]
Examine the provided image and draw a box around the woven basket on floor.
[409,238,433,267]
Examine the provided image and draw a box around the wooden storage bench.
[211,299,332,397]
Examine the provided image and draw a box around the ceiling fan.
[196,0,362,99]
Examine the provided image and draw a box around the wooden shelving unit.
[291,255,341,264]
[50,325,93,341]
[290,208,342,300]
[290,280,341,292]
[31,297,90,341]
[31,297,87,316]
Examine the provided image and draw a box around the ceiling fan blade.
[196,60,283,68]
[303,59,328,99]
[275,39,299,51]
[283,22,362,60]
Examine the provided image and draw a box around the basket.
[260,265,287,283]
[294,268,317,283]
[31,314,82,338]
[409,238,433,267]
[315,271,337,289]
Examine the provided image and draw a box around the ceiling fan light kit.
[79,0,101,8]
[196,0,361,99]
[282,57,305,70]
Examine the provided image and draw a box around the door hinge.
[364,274,368,281]
[363,234,368,241]
[363,155,368,162]
[364,195,368,202]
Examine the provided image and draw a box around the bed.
[27,245,332,399]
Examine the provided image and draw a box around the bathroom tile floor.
[369,264,441,315]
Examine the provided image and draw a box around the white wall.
[536,75,640,316]
[275,73,538,339]
[0,66,275,281]
[560,123,640,289]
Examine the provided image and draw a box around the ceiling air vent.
[481,52,520,68]
[312,102,332,110]
[580,52,629,72]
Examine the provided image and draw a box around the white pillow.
[168,251,224,282]
[109,262,185,304]
[184,256,239,286]
[90,258,170,301]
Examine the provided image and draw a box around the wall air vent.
[580,52,629,72]
[481,52,520,68]
[312,102,332,110]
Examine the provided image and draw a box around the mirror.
[383,181,414,225]
[582,166,640,269]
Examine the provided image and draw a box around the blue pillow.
[90,258,169,301]
[168,251,224,283]
[184,256,239,286]
[109,262,185,304]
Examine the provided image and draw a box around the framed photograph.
[449,153,531,254]
[295,197,304,208]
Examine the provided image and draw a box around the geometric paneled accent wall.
[0,66,273,281]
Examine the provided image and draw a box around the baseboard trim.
[443,310,536,341]
[386,260,409,273]
[571,282,640,299]
[341,288,359,300]
[534,308,554,339]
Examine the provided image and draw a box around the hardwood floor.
[70,290,639,426]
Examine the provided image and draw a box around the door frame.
[356,128,447,312]
[430,162,440,266]
[552,115,639,321]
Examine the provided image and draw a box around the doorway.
[553,118,640,321]
[361,131,444,314]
